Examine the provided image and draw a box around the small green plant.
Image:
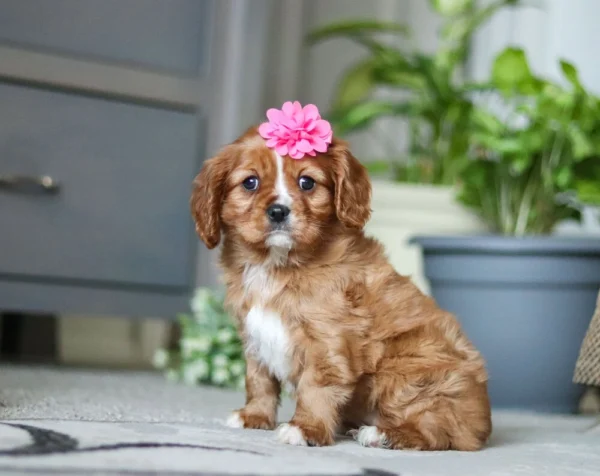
[457,47,600,236]
[153,288,245,390]
[306,0,519,185]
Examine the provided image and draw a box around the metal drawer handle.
[0,175,61,195]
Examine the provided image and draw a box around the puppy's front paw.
[277,422,334,447]
[226,409,276,430]
[276,423,307,446]
[349,425,388,448]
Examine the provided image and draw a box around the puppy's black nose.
[267,204,290,223]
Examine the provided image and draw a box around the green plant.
[306,0,519,185]
[153,288,245,390]
[458,47,600,235]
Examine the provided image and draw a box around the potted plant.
[306,0,520,292]
[413,47,600,413]
[153,288,246,390]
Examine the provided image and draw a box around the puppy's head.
[190,127,371,256]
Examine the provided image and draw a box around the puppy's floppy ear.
[190,145,236,249]
[330,139,372,229]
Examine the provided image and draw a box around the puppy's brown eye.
[242,176,259,191]
[298,176,315,191]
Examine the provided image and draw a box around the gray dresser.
[0,0,215,318]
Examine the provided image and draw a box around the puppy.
[190,126,492,451]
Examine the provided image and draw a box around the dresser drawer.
[0,83,200,289]
[0,0,213,75]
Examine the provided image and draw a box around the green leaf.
[560,59,582,90]
[471,107,505,135]
[430,0,473,16]
[328,100,419,135]
[374,68,426,89]
[554,167,573,188]
[461,82,495,93]
[439,0,520,65]
[306,20,410,44]
[568,124,593,160]
[308,28,411,72]
[345,36,405,62]
[333,59,378,108]
[472,132,523,155]
[370,54,427,90]
[575,180,600,205]
[441,16,472,42]
[365,160,392,175]
[456,159,497,206]
[572,95,600,129]
[492,47,530,84]
[434,47,463,71]
[413,54,450,100]
[569,156,600,212]
[573,157,600,181]
[511,155,531,175]
[492,47,537,93]
[508,125,546,155]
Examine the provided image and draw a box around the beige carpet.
[1,364,600,475]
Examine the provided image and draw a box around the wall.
[545,0,599,92]
[470,0,599,93]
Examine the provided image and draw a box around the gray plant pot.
[410,235,600,414]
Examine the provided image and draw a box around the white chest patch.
[245,306,291,382]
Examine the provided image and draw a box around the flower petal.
[282,101,296,117]
[296,139,313,153]
[293,109,305,127]
[279,115,297,130]
[288,141,299,157]
[266,137,279,148]
[303,118,317,131]
[275,143,288,156]
[314,119,332,137]
[311,136,328,153]
[303,104,320,122]
[261,102,332,159]
[258,122,274,138]
[266,108,283,123]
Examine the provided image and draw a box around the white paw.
[225,411,244,429]
[351,426,387,448]
[276,423,307,446]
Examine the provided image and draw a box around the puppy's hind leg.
[352,383,492,452]
[350,417,444,451]
[351,408,485,451]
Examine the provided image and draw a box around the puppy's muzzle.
[267,204,290,225]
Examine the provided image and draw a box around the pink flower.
[258,101,333,159]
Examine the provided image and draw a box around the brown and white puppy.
[190,127,492,451]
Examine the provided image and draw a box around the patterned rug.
[1,365,600,475]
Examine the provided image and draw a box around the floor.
[1,364,600,475]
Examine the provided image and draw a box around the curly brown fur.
[191,127,491,451]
